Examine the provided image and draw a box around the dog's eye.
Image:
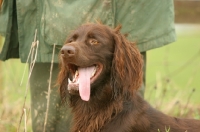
[89,39,99,45]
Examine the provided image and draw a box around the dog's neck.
[69,84,125,132]
[68,84,146,132]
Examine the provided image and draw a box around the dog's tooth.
[75,70,79,77]
[72,70,79,82]
[91,67,97,77]
[95,65,98,72]
[91,71,95,77]
[72,78,76,83]
[68,78,72,83]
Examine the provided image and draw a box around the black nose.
[61,45,76,57]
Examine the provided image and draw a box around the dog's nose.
[61,45,76,57]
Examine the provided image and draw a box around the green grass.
[0,60,30,132]
[145,24,200,118]
[0,24,200,131]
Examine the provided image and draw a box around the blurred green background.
[0,0,200,131]
[145,24,200,116]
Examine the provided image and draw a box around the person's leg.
[138,52,146,97]
[30,63,71,132]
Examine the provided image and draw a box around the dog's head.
[57,23,143,102]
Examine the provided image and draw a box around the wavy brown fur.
[111,25,143,99]
[57,23,200,132]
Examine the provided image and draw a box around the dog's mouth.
[67,63,103,101]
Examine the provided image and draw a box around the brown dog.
[57,23,200,132]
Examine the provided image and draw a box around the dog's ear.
[111,27,143,99]
[57,57,69,105]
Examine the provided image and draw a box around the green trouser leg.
[30,63,71,132]
[138,52,146,97]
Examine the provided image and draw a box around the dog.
[57,23,200,132]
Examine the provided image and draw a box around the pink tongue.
[78,66,95,101]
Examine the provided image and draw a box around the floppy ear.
[57,57,69,104]
[111,25,143,99]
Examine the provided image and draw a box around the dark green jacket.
[0,0,176,63]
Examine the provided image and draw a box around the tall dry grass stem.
[24,108,27,132]
[43,44,56,132]
[17,29,39,132]
[182,88,196,116]
[20,29,37,86]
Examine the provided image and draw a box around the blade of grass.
[43,44,56,132]
[24,108,27,132]
[17,30,39,132]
